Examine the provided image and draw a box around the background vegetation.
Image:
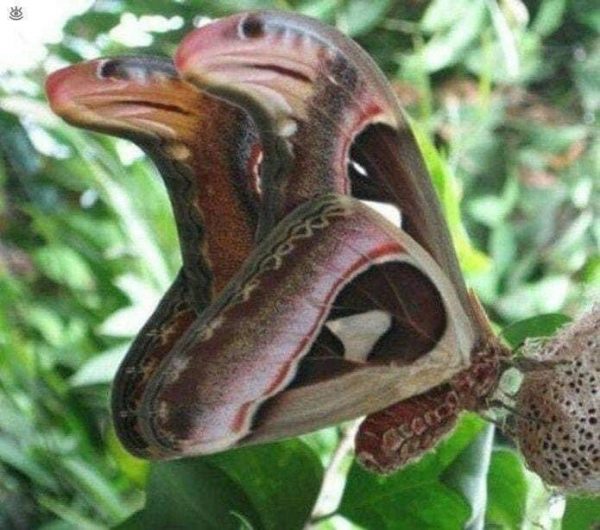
[0,0,598,528]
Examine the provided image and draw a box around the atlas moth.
[45,10,597,483]
[46,9,510,471]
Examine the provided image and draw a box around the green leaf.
[571,0,600,32]
[339,415,485,529]
[24,306,66,348]
[0,438,57,490]
[207,441,324,530]
[581,254,600,285]
[441,424,495,529]
[123,440,323,530]
[489,223,517,277]
[124,458,261,530]
[485,449,528,529]
[501,313,571,348]
[420,0,487,72]
[70,345,127,387]
[465,30,546,84]
[63,133,173,290]
[468,177,519,228]
[421,0,472,32]
[59,457,129,522]
[297,0,340,20]
[39,496,106,530]
[34,244,96,291]
[497,276,572,321]
[563,496,600,530]
[532,0,567,37]
[338,0,391,37]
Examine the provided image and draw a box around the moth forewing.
[126,195,476,458]
[176,11,479,342]
[236,198,477,448]
[45,56,262,459]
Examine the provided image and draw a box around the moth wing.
[130,195,474,457]
[175,10,479,331]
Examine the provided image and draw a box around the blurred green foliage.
[0,0,598,529]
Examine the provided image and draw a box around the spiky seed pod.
[514,305,599,494]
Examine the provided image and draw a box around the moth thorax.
[450,337,510,411]
[513,305,599,494]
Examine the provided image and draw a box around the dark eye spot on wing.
[99,60,120,79]
[99,56,178,81]
[239,15,265,39]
